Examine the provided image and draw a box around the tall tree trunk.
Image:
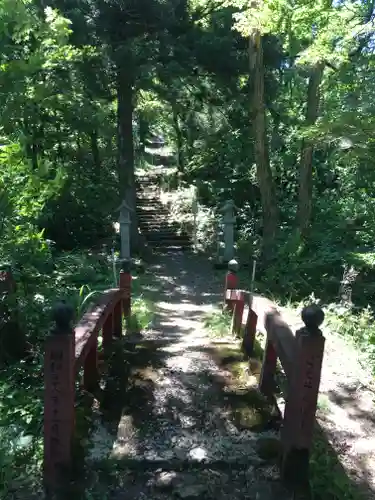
[76,133,83,161]
[297,62,325,235]
[172,105,184,171]
[249,32,278,256]
[56,120,64,163]
[23,115,38,171]
[90,129,101,174]
[138,113,148,151]
[117,60,138,252]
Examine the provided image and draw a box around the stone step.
[90,454,265,472]
[136,180,160,187]
[137,211,171,220]
[138,215,170,221]
[138,217,170,224]
[137,196,161,201]
[136,180,160,188]
[137,206,168,211]
[140,230,181,236]
[137,206,169,212]
[145,234,190,242]
[136,179,160,184]
[139,224,181,231]
[137,188,161,194]
[140,224,183,231]
[137,204,166,211]
[146,240,191,248]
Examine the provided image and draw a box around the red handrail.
[43,262,132,491]
[224,275,325,490]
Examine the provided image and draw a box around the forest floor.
[84,248,375,500]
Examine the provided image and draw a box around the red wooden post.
[102,313,113,348]
[259,336,278,397]
[242,308,258,356]
[113,302,122,338]
[83,339,99,393]
[281,305,325,490]
[224,259,239,311]
[44,302,75,492]
[231,294,244,336]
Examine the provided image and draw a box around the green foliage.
[130,295,155,331]
[203,310,232,338]
[325,305,375,368]
[1,0,375,495]
[162,184,217,251]
[310,432,363,500]
[0,250,153,494]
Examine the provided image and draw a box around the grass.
[0,250,155,499]
[203,310,279,432]
[203,309,231,338]
[309,430,365,500]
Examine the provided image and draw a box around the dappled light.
[1,0,375,498]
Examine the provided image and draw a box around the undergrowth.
[324,305,375,371]
[0,250,154,498]
[203,309,232,338]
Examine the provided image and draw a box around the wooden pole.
[281,305,325,491]
[44,301,75,493]
[242,308,258,357]
[224,259,239,311]
[231,294,244,336]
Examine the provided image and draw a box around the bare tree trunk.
[249,32,279,256]
[138,113,148,152]
[172,105,184,171]
[297,62,325,235]
[90,129,101,175]
[117,60,138,252]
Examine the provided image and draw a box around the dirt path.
[87,251,291,500]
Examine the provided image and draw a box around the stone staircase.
[136,174,191,252]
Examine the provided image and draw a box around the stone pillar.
[118,200,132,260]
[221,200,236,262]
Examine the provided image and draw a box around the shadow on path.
[86,250,291,499]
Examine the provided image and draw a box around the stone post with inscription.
[44,301,75,492]
[281,304,325,491]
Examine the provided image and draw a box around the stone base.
[213,260,229,270]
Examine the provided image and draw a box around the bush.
[160,184,217,252]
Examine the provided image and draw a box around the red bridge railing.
[43,261,132,491]
[224,266,325,489]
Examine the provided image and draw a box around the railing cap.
[228,259,239,272]
[52,300,75,334]
[301,304,324,334]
